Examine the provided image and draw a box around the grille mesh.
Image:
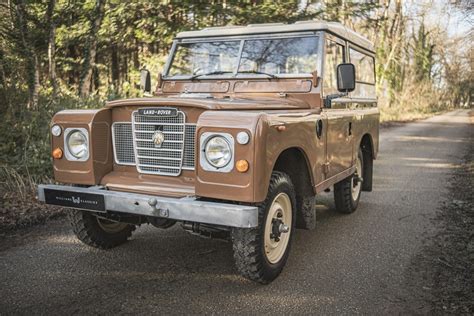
[112,123,135,165]
[183,125,196,169]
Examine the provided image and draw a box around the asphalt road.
[1,109,472,315]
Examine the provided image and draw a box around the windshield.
[166,35,319,78]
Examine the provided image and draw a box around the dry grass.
[379,106,448,123]
[0,166,63,232]
[378,79,453,123]
[0,166,36,200]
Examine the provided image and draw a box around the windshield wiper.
[237,70,277,78]
[190,71,232,80]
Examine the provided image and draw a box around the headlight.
[65,129,89,160]
[205,136,232,168]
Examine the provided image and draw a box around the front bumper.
[37,184,258,228]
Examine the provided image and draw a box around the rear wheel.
[68,210,135,249]
[232,171,296,284]
[334,148,364,214]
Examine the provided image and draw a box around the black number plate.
[138,107,178,117]
[44,189,105,212]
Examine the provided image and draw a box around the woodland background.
[0,0,472,204]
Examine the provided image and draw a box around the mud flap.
[362,151,373,192]
[296,195,316,230]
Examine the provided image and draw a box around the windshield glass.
[238,36,319,75]
[166,35,319,77]
[167,41,240,77]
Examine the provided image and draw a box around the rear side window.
[349,48,375,84]
[349,47,376,99]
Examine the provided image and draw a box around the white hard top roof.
[176,20,374,52]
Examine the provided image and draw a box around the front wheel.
[334,148,364,214]
[68,210,135,249]
[232,171,296,284]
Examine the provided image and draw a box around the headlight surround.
[65,128,89,161]
[200,132,234,172]
[205,136,232,168]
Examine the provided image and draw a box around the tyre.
[68,210,135,249]
[231,171,296,284]
[334,148,364,214]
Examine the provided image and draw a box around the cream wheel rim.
[96,217,128,234]
[264,192,292,264]
[351,156,362,201]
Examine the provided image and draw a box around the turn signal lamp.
[52,148,63,159]
[236,160,249,173]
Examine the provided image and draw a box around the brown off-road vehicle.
[38,21,378,283]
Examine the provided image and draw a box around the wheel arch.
[271,147,315,198]
[267,147,317,229]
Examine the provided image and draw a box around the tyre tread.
[232,171,295,284]
[68,211,135,250]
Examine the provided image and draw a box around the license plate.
[44,189,105,212]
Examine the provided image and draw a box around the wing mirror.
[337,63,356,93]
[140,68,151,94]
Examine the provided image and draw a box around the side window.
[349,48,375,84]
[349,47,376,99]
[323,39,344,95]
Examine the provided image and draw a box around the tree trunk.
[111,45,120,92]
[132,38,140,69]
[93,53,100,91]
[79,0,105,97]
[0,49,5,88]
[33,54,40,109]
[14,0,39,109]
[46,0,58,95]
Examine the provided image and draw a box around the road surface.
[1,110,472,314]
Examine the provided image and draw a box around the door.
[322,37,354,178]
[325,111,353,177]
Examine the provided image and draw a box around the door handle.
[348,122,352,136]
[316,119,323,139]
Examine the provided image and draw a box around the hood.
[105,95,310,110]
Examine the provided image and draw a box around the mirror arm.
[323,91,348,108]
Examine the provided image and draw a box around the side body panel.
[252,110,326,202]
[324,108,354,177]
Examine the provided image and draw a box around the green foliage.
[0,91,103,183]
[413,22,435,82]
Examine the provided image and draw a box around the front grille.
[111,110,196,176]
[132,110,185,176]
